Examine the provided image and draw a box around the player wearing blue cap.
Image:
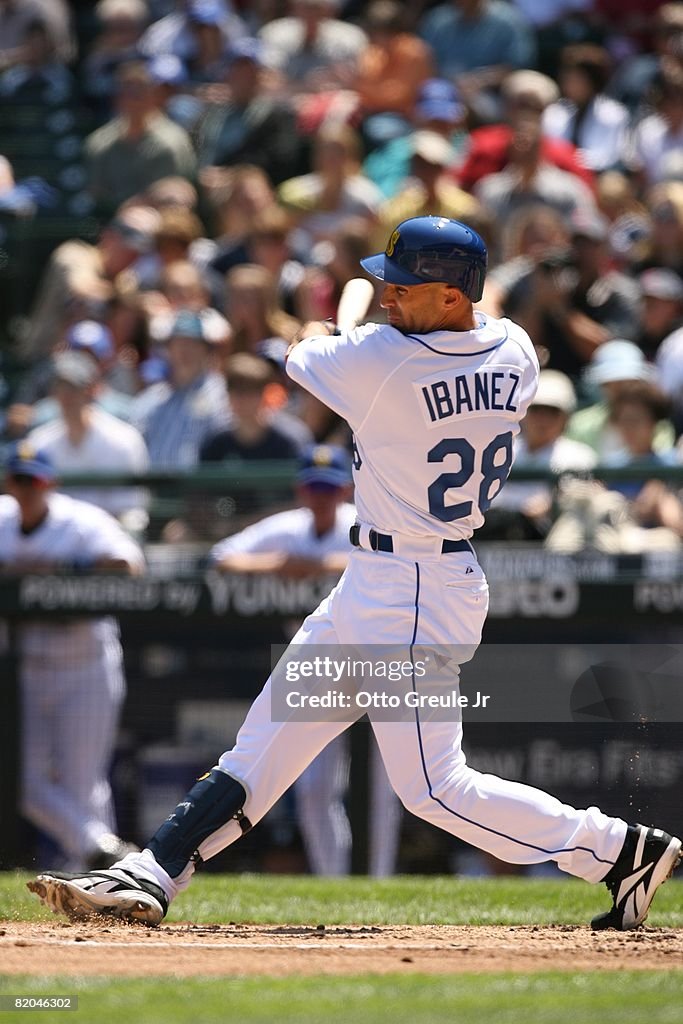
[1,442,144,870]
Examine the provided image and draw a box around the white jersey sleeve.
[72,500,146,569]
[286,325,393,429]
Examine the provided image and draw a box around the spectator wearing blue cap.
[6,320,135,440]
[83,59,197,216]
[132,308,231,467]
[0,439,144,871]
[146,54,205,132]
[138,0,245,63]
[195,38,301,186]
[363,78,468,199]
[181,0,235,84]
[211,441,353,575]
[209,443,401,878]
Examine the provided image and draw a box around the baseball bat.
[336,277,375,331]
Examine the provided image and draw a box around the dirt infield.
[2,921,682,975]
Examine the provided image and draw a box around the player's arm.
[274,551,349,580]
[212,550,348,578]
[286,323,385,428]
[213,551,290,574]
[77,509,146,575]
[92,555,144,575]
[286,321,336,361]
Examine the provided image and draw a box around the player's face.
[296,482,346,528]
[380,282,455,334]
[4,474,50,512]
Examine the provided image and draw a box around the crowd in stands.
[1,0,683,547]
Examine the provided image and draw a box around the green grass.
[0,973,681,1024]
[3,873,682,1023]
[3,870,683,928]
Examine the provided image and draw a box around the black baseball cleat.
[591,824,682,930]
[27,868,168,927]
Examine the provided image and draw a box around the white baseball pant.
[126,546,626,902]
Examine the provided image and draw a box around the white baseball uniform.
[0,493,144,864]
[124,312,627,900]
[210,503,401,877]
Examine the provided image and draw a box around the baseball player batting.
[29,217,681,930]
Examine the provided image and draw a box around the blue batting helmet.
[360,216,487,301]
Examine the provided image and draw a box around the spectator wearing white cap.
[27,351,150,529]
[372,131,480,249]
[456,70,594,195]
[0,0,74,68]
[493,369,596,537]
[82,0,150,117]
[602,384,683,542]
[567,339,676,457]
[12,321,134,435]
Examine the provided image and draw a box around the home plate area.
[2,922,683,976]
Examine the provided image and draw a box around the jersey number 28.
[427,432,513,522]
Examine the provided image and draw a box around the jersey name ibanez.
[287,313,539,540]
